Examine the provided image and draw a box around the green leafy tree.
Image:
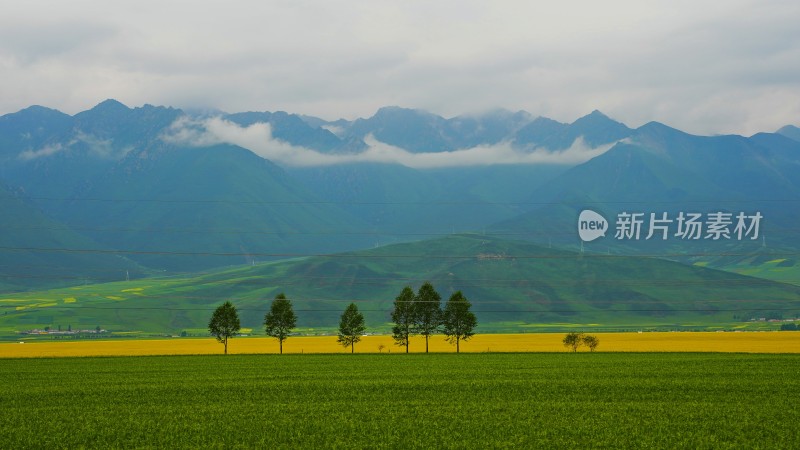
[563,332,585,352]
[441,291,477,353]
[414,282,442,353]
[583,334,599,352]
[208,301,240,355]
[391,286,416,353]
[337,303,366,353]
[264,293,297,354]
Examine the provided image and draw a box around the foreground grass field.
[2,353,798,448]
[2,332,799,357]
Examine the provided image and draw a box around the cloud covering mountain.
[162,116,618,168]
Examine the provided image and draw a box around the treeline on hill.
[208,282,478,354]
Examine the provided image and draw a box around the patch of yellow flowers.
[2,332,798,358]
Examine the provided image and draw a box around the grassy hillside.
[710,254,800,286]
[0,185,144,292]
[286,163,567,243]
[45,144,375,271]
[2,234,799,336]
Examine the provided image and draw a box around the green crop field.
[2,353,798,448]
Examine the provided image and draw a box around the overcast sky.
[2,0,799,135]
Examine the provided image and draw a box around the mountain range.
[1,100,799,333]
[0,100,638,278]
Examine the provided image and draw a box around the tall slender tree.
[263,293,297,354]
[337,303,366,353]
[208,301,240,355]
[414,282,442,353]
[391,286,416,353]
[441,291,477,353]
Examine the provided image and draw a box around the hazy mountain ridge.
[777,124,800,142]
[492,119,800,264]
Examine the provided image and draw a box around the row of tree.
[207,282,478,354]
[390,282,477,353]
[207,293,299,355]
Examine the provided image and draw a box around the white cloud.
[320,125,346,138]
[162,116,614,169]
[15,132,131,161]
[18,143,64,161]
[162,117,344,166]
[73,132,129,158]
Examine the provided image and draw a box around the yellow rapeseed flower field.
[2,332,798,358]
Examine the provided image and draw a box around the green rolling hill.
[3,234,799,337]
